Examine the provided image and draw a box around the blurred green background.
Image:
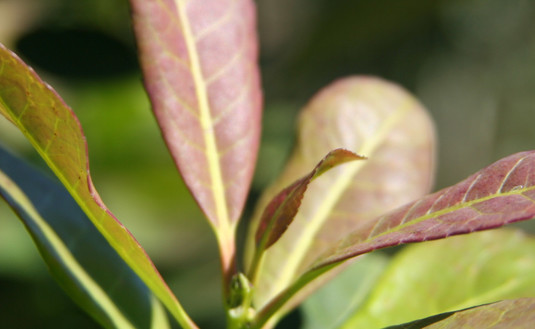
[0,0,534,328]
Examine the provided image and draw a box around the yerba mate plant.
[1,1,535,328]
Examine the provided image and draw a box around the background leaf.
[386,298,535,329]
[339,229,535,329]
[300,253,388,329]
[0,147,170,329]
[129,0,262,276]
[0,43,195,328]
[315,151,535,268]
[245,76,435,310]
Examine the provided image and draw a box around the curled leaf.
[255,149,365,251]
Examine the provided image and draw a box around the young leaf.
[129,0,262,274]
[248,149,364,282]
[255,149,364,251]
[0,43,196,328]
[0,147,169,329]
[244,76,435,309]
[315,151,535,268]
[339,229,535,329]
[386,298,535,329]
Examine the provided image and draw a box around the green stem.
[250,263,339,329]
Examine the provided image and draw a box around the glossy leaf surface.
[387,298,535,329]
[0,43,195,328]
[245,76,435,309]
[130,0,262,234]
[316,151,535,268]
[0,147,169,329]
[340,229,535,328]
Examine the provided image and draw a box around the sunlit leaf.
[315,151,535,268]
[339,229,535,328]
[0,43,195,328]
[130,0,262,277]
[386,298,535,329]
[245,76,435,309]
[0,147,170,329]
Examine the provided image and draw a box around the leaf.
[300,253,389,329]
[0,147,170,329]
[338,229,535,329]
[315,151,535,268]
[129,0,262,274]
[248,149,364,284]
[253,151,535,328]
[386,298,535,329]
[244,76,435,310]
[0,43,196,328]
[255,149,364,251]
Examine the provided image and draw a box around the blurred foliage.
[0,0,534,328]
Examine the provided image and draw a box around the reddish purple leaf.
[314,151,535,269]
[130,0,262,231]
[255,149,365,250]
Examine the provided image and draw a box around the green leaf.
[129,0,263,281]
[300,253,389,329]
[386,298,535,329]
[0,147,170,329]
[245,76,435,310]
[339,230,535,329]
[0,43,196,328]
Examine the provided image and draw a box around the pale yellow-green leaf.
[341,229,535,329]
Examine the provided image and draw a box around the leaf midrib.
[175,0,230,229]
[320,180,535,268]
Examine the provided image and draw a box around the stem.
[247,246,265,285]
[250,263,339,329]
[217,223,238,299]
[226,273,255,329]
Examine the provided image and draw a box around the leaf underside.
[0,43,194,328]
[256,151,535,327]
[315,150,535,269]
[130,0,262,231]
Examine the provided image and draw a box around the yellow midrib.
[175,0,230,228]
[262,99,415,302]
